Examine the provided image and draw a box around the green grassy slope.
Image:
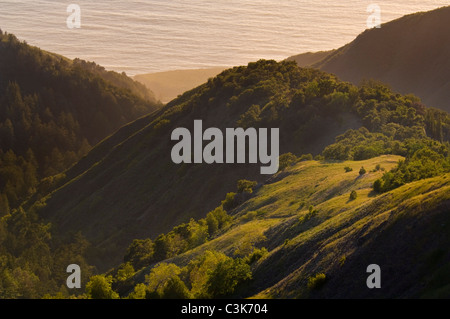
[130,155,450,298]
[33,61,368,270]
[32,58,450,272]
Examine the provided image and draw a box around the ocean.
[0,0,448,75]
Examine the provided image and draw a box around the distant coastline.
[134,67,226,104]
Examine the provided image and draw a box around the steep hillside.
[316,6,450,112]
[286,50,334,67]
[124,155,450,298]
[0,31,163,298]
[290,6,450,112]
[248,158,450,298]
[31,59,450,271]
[0,31,161,211]
[73,59,158,103]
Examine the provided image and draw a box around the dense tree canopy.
[0,31,160,209]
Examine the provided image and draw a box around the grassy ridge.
[118,155,447,298]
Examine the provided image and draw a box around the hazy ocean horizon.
[0,1,448,75]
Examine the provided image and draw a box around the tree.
[116,262,135,282]
[206,258,252,298]
[373,179,383,193]
[359,167,367,175]
[145,263,181,297]
[187,219,208,248]
[237,180,258,194]
[124,238,154,269]
[161,277,191,299]
[85,275,119,299]
[187,250,229,298]
[206,213,219,237]
[153,234,170,262]
[128,283,146,299]
[221,192,237,211]
[237,104,261,128]
[349,190,358,201]
[206,207,232,237]
[307,273,327,290]
[278,153,298,170]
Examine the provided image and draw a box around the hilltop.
[289,6,450,112]
[286,50,334,67]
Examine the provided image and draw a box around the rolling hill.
[123,155,450,298]
[3,7,450,299]
[0,31,161,212]
[289,6,450,112]
[30,59,450,272]
[0,31,162,298]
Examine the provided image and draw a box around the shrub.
[359,166,367,175]
[298,153,313,161]
[222,192,237,211]
[349,190,358,201]
[237,180,258,194]
[161,277,192,299]
[145,263,182,298]
[241,211,258,222]
[314,154,325,161]
[115,262,135,282]
[85,275,119,299]
[373,179,383,193]
[279,153,298,170]
[344,166,353,172]
[372,145,450,193]
[307,273,327,290]
[206,258,252,298]
[124,238,154,269]
[244,247,268,265]
[298,205,318,224]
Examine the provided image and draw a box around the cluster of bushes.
[321,79,449,163]
[123,207,231,271]
[278,153,313,171]
[373,144,450,193]
[297,205,318,225]
[307,273,327,290]
[84,249,262,299]
[122,179,259,271]
[220,179,259,212]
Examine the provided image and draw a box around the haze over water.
[0,1,448,75]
